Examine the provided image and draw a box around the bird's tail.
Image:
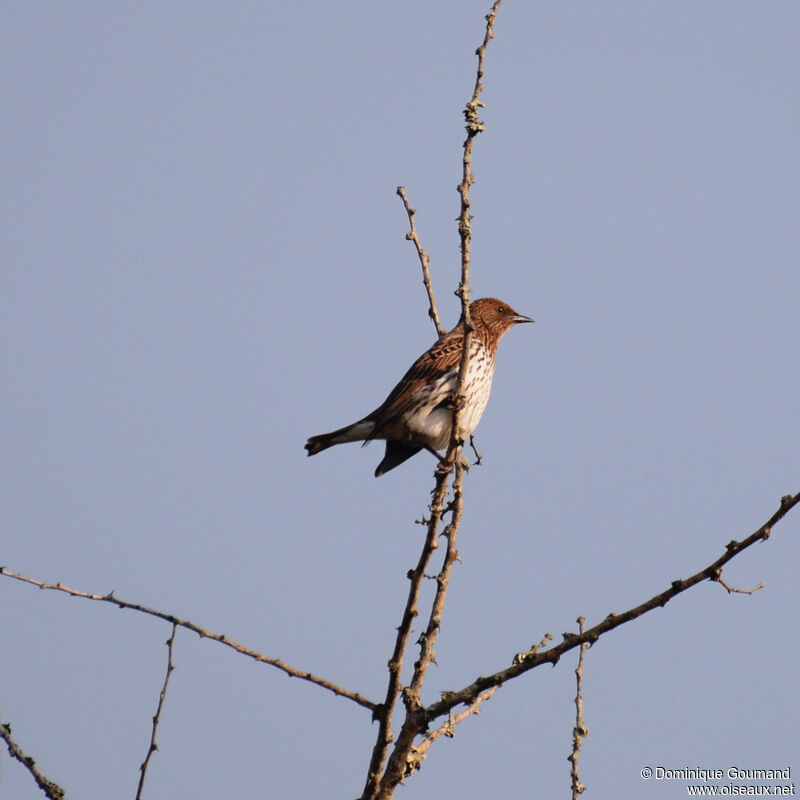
[305,419,375,456]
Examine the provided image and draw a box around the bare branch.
[407,686,498,774]
[409,0,504,712]
[136,622,177,800]
[0,719,65,800]
[567,617,589,799]
[421,491,800,724]
[412,474,464,698]
[513,632,554,664]
[360,468,453,798]
[374,459,467,797]
[443,0,503,554]
[0,568,375,712]
[451,0,501,456]
[455,0,502,315]
[367,7,505,798]
[712,568,764,595]
[397,186,444,338]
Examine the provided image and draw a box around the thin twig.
[712,568,764,595]
[408,686,498,773]
[455,0,502,319]
[513,632,554,665]
[397,186,444,338]
[567,617,589,798]
[409,0,503,718]
[0,568,375,712]
[451,0,501,458]
[136,622,177,800]
[0,719,65,800]
[419,492,800,725]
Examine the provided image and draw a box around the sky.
[2,2,799,798]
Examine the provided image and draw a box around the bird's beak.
[512,313,534,324]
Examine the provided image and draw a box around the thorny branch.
[397,186,444,338]
[0,567,375,712]
[363,491,799,797]
[408,686,498,773]
[712,570,764,595]
[0,719,65,800]
[363,5,504,799]
[568,617,589,798]
[455,0,502,309]
[418,492,800,725]
[3,3,796,798]
[360,468,454,799]
[374,454,467,800]
[136,623,178,800]
[2,490,796,799]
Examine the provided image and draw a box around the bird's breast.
[459,353,495,436]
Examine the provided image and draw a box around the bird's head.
[468,297,533,342]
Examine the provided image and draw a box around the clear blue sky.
[2,3,798,798]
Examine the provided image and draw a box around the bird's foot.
[435,459,454,476]
[434,454,470,475]
[468,435,483,466]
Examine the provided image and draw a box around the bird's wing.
[367,328,464,438]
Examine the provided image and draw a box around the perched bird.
[305,297,533,476]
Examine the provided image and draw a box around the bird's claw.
[435,459,454,476]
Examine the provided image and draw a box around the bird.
[305,297,533,476]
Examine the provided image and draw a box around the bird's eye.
[497,306,506,314]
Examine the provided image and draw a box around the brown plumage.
[305,297,533,476]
